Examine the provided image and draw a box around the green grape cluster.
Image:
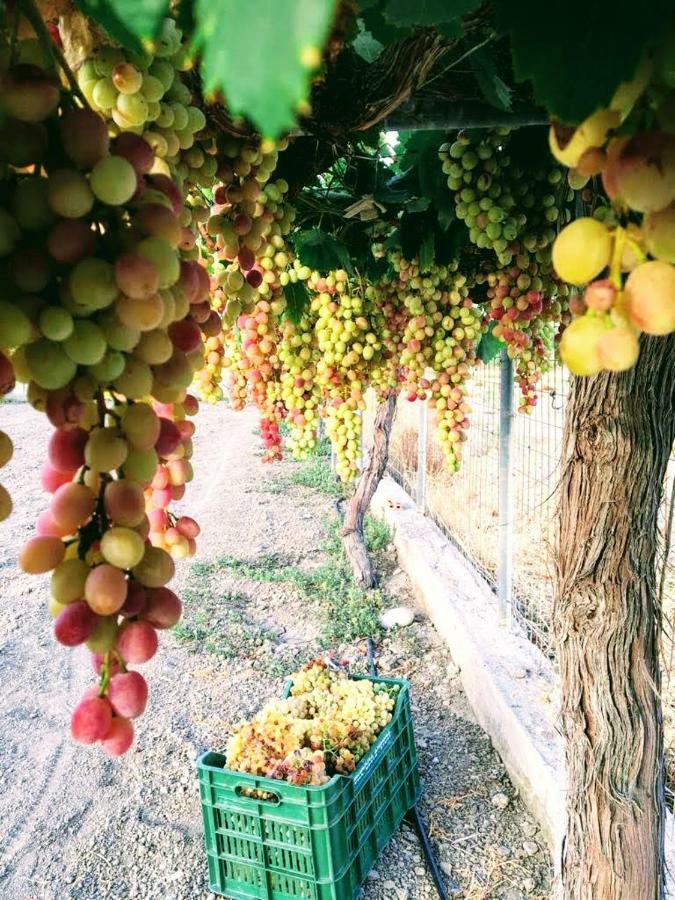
[277,315,322,459]
[440,131,572,410]
[376,254,483,470]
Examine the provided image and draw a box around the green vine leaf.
[352,20,384,62]
[384,0,481,32]
[74,0,169,53]
[291,229,352,272]
[418,232,435,272]
[194,0,337,137]
[471,48,512,112]
[493,0,670,123]
[283,280,310,325]
[477,321,503,364]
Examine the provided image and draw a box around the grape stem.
[17,0,90,109]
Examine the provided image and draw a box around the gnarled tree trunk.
[555,335,675,900]
[342,393,396,588]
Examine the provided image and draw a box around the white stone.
[380,606,415,629]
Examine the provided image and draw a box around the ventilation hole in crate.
[269,870,317,899]
[263,819,311,849]
[217,808,261,838]
[265,844,314,876]
[223,857,264,888]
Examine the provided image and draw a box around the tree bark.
[342,393,397,588]
[554,334,675,900]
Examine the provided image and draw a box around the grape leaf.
[477,321,503,364]
[194,0,337,137]
[471,49,512,112]
[352,20,384,62]
[384,0,481,30]
[418,232,435,272]
[493,0,670,123]
[283,280,310,325]
[74,0,169,53]
[291,229,352,272]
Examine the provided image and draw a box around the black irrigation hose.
[367,636,449,900]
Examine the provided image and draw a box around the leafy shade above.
[194,0,337,137]
[74,0,337,137]
[493,0,672,123]
[290,229,352,273]
[75,0,169,55]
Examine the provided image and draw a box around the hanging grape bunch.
[548,32,675,374]
[439,130,572,411]
[0,24,216,755]
[376,253,482,470]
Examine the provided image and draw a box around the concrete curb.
[371,475,675,891]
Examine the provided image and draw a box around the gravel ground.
[0,400,551,900]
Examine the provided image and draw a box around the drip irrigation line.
[366,635,448,900]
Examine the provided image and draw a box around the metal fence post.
[416,399,428,512]
[498,350,514,627]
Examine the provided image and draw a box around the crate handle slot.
[235,784,281,805]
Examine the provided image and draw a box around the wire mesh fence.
[366,355,567,658]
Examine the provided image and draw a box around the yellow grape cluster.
[549,33,675,375]
[306,270,384,481]
[277,315,322,459]
[226,660,397,785]
[376,254,482,469]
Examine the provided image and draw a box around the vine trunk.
[554,334,675,900]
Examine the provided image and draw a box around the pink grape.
[150,466,169,490]
[151,486,172,509]
[176,516,200,539]
[107,671,148,718]
[41,463,74,493]
[60,108,110,168]
[101,716,134,756]
[47,218,97,264]
[155,417,181,456]
[71,693,113,744]
[1,64,60,123]
[176,260,200,303]
[54,601,97,646]
[171,484,185,501]
[143,587,182,629]
[148,508,169,531]
[120,579,147,617]
[113,132,154,175]
[0,350,16,395]
[104,479,146,526]
[168,319,202,353]
[115,252,160,300]
[19,535,65,573]
[183,394,199,416]
[50,482,96,532]
[48,426,88,473]
[146,174,182,215]
[85,564,128,615]
[116,620,158,663]
[135,203,181,247]
[36,508,70,537]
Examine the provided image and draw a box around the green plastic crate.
[198,675,420,900]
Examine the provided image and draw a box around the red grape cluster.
[0,39,216,754]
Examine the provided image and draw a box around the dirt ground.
[0,399,551,900]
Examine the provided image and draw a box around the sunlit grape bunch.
[225,660,398,786]
[546,31,675,375]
